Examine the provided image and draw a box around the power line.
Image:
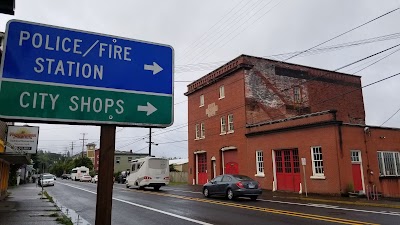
[380,106,400,126]
[284,7,400,62]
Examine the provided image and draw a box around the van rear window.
[148,159,167,169]
[81,171,87,173]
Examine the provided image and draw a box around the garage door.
[275,149,301,192]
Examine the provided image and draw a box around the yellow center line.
[127,189,380,225]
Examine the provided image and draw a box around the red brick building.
[185,55,400,197]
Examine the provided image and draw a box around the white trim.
[212,160,216,179]
[199,95,204,107]
[311,146,325,177]
[310,175,326,180]
[221,146,237,151]
[222,152,225,174]
[255,174,265,178]
[195,154,199,185]
[272,150,277,191]
[219,85,225,99]
[351,150,365,193]
[194,150,206,154]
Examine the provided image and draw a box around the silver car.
[40,175,55,187]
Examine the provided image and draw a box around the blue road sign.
[0,20,174,127]
[1,20,174,95]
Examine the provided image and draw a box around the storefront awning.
[0,154,30,165]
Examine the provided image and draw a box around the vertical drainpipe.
[333,110,343,194]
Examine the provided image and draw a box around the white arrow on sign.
[137,102,157,116]
[144,62,163,75]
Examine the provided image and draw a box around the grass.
[56,215,73,225]
[43,191,54,203]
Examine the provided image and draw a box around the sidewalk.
[0,182,61,225]
[170,184,400,210]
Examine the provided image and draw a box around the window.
[195,124,200,140]
[220,117,226,134]
[116,157,120,164]
[221,175,232,182]
[212,175,223,183]
[350,150,361,162]
[128,157,132,162]
[228,114,234,132]
[294,87,301,103]
[200,94,204,107]
[200,122,205,138]
[377,151,400,176]
[219,85,225,99]
[311,146,325,178]
[256,151,264,175]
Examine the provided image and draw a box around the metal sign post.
[301,158,307,197]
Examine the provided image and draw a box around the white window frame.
[220,116,226,135]
[200,95,204,107]
[195,124,200,140]
[200,122,205,139]
[377,151,400,177]
[219,85,225,99]
[255,150,265,177]
[227,114,234,133]
[310,146,325,179]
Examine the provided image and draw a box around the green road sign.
[0,80,173,127]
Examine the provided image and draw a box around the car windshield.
[232,175,253,181]
[43,175,53,180]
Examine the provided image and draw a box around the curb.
[289,196,400,209]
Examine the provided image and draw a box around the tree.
[73,156,93,170]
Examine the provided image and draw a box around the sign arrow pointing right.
[137,102,157,116]
[144,62,163,75]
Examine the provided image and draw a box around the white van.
[71,166,89,181]
[126,156,169,191]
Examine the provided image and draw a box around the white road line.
[164,188,400,217]
[57,182,213,225]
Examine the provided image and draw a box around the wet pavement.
[0,182,64,225]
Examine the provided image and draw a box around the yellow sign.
[0,139,4,153]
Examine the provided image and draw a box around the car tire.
[226,189,235,200]
[154,186,160,191]
[203,188,210,198]
[250,196,258,201]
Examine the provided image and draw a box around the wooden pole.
[95,125,116,225]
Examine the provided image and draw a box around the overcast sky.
[1,0,400,158]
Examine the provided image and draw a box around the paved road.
[46,179,400,225]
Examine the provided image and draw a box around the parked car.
[202,174,262,201]
[61,174,70,179]
[39,175,55,187]
[80,175,92,182]
[91,175,98,183]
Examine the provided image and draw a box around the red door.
[225,162,238,174]
[275,149,301,192]
[197,153,207,185]
[352,164,363,191]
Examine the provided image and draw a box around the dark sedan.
[203,174,262,200]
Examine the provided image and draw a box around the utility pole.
[149,128,152,156]
[80,133,88,158]
[146,128,158,156]
[71,141,74,158]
